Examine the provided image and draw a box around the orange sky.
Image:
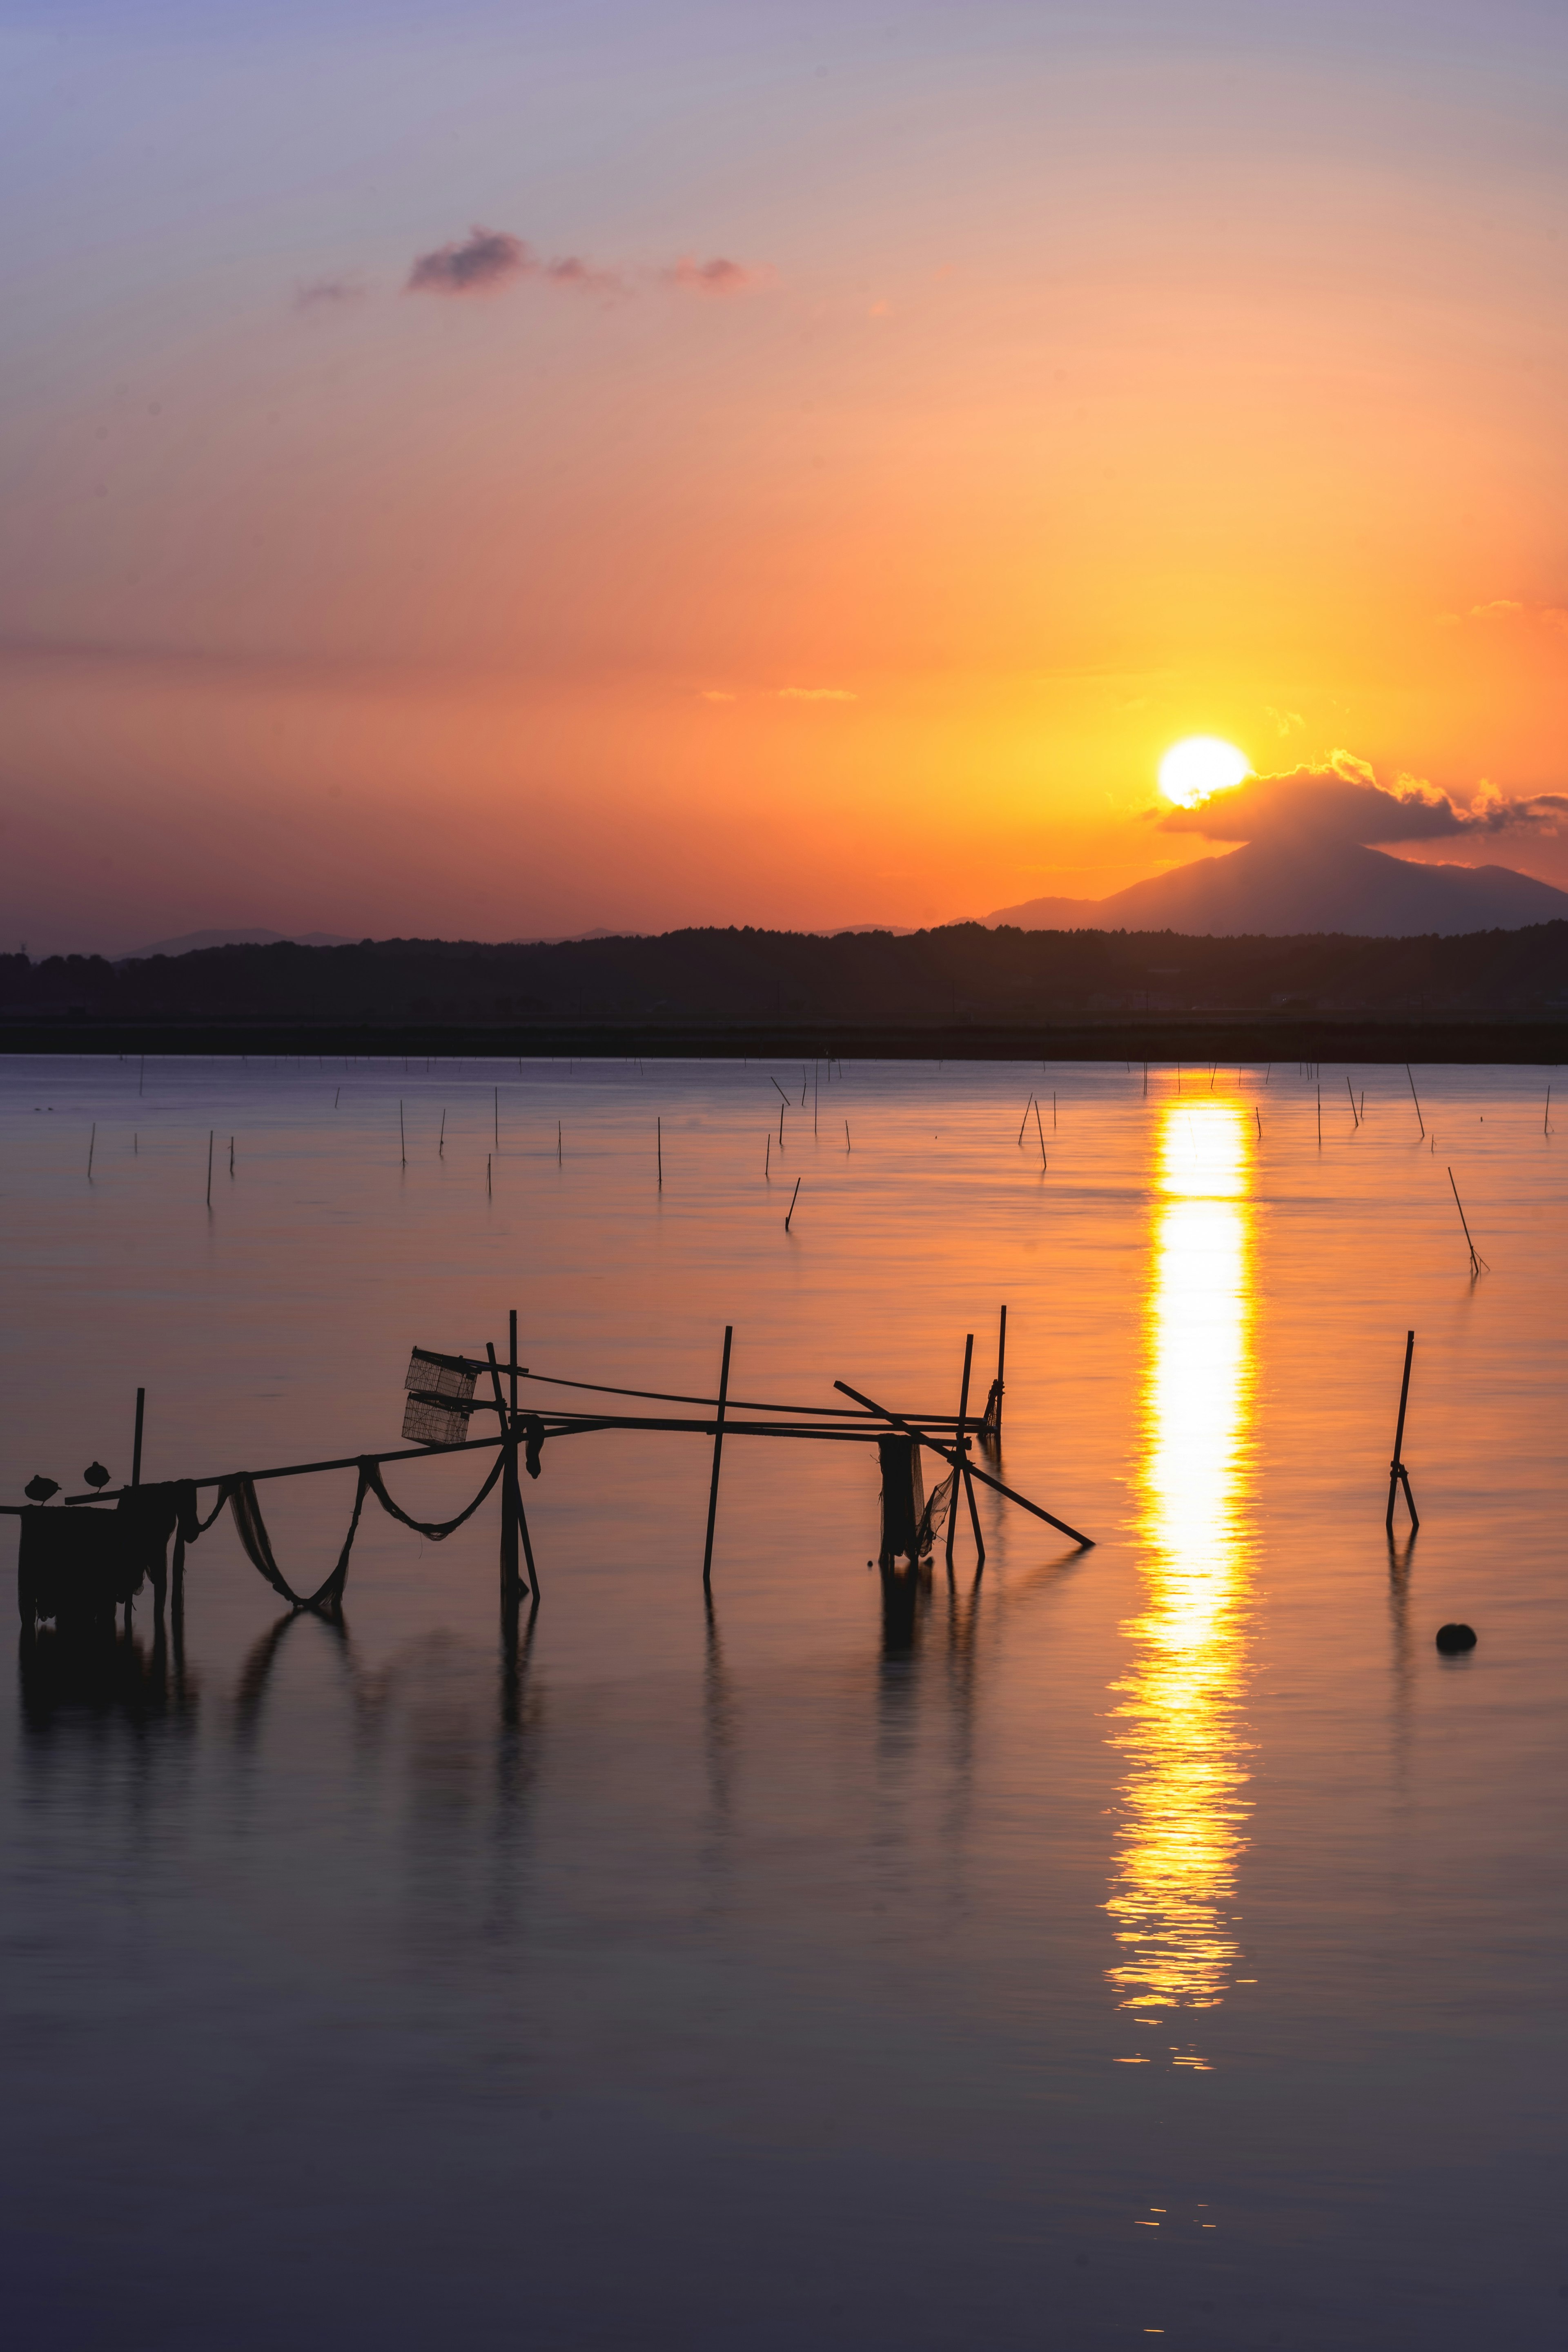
[3,1,1566,952]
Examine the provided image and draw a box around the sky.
[3,0,1568,954]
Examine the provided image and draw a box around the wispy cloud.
[295,277,367,312]
[405,227,764,302]
[778,686,855,702]
[662,255,765,296]
[1158,753,1568,844]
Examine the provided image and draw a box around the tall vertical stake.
[132,1389,145,1488]
[657,1116,663,1188]
[1406,1063,1424,1137]
[702,1325,734,1591]
[206,1130,214,1206]
[992,1303,1007,1439]
[1385,1330,1419,1532]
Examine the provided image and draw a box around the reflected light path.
[1107,1094,1257,2027]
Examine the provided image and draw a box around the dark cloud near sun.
[406,227,532,295]
[405,228,764,300]
[1159,751,1568,845]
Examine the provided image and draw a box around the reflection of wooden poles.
[132,1389,145,1488]
[1385,1329,1419,1533]
[702,1325,733,1592]
[834,1381,1092,1548]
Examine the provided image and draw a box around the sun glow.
[1158,736,1252,808]
[1107,1092,1257,2028]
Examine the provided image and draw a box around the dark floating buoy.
[1435,1622,1477,1654]
[24,1476,59,1503]
[83,1462,112,1491]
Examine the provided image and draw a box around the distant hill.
[986,843,1568,937]
[9,920,1568,1033]
[123,927,353,960]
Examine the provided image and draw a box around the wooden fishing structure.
[6,1307,1091,1635]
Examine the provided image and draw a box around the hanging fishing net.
[403,1347,478,1446]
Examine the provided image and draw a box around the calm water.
[2,1053,1565,2348]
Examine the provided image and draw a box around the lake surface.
[2,1051,1564,2349]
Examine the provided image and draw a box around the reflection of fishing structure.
[6,1307,1091,1637]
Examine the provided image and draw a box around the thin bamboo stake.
[785,1176,801,1231]
[1385,1330,1419,1532]
[844,1119,851,1152]
[399,1100,406,1167]
[1345,1075,1359,1126]
[702,1325,733,1590]
[1017,1094,1034,1144]
[229,1135,235,1176]
[487,1152,492,1196]
[439,1109,445,1154]
[657,1116,663,1189]
[1447,1167,1487,1276]
[1406,1064,1424,1136]
[87,1123,95,1178]
[1033,1098,1047,1169]
[132,1389,145,1487]
[206,1130,214,1206]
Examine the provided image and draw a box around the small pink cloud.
[663,255,766,295]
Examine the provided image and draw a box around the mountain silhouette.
[986,840,1568,936]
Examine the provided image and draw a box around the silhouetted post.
[1448,1166,1487,1277]
[992,1303,1007,1438]
[844,1118,851,1152]
[1017,1094,1033,1144]
[785,1177,801,1230]
[132,1389,145,1488]
[1316,1085,1321,1147]
[509,1307,519,1423]
[1546,1085,1552,1136]
[488,1340,527,1602]
[206,1130,214,1205]
[1406,1063,1424,1137]
[87,1123,95,1178]
[657,1116,663,1188]
[1385,1330,1419,1532]
[1345,1075,1359,1126]
[494,1086,499,1146]
[1033,1098,1047,1169]
[946,1333,975,1576]
[702,1325,733,1591]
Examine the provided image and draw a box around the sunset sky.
[4,0,1567,954]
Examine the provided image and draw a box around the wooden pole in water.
[844,1118,851,1152]
[992,1303,1007,1439]
[1345,1075,1359,1126]
[657,1116,662,1189]
[766,1133,771,1178]
[1448,1166,1486,1276]
[487,1342,522,1600]
[1316,1086,1321,1146]
[1385,1330,1419,1532]
[87,1123,95,1178]
[946,1333,975,1574]
[132,1389,145,1488]
[702,1325,733,1591]
[785,1176,801,1230]
[400,1100,406,1167]
[1017,1094,1033,1144]
[1033,1098,1047,1169]
[834,1381,1092,1547]
[1406,1063,1424,1137]
[1546,1085,1552,1136]
[206,1130,214,1206]
[229,1135,235,1175]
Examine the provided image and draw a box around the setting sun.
[1158,737,1253,809]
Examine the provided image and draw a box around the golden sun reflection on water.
[1107,1094,1257,2026]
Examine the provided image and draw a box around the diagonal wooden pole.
[945,1334,974,1577]
[834,1381,1092,1548]
[702,1325,734,1591]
